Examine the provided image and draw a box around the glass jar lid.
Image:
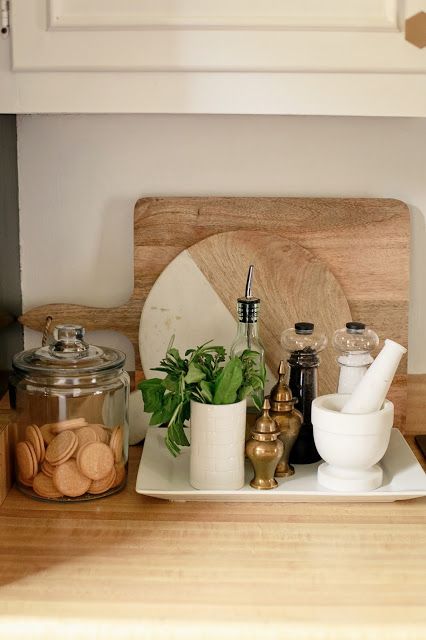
[333,322,379,354]
[281,322,327,354]
[13,324,125,376]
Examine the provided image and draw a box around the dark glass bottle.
[281,322,327,464]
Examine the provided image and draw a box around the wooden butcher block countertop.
[0,408,426,640]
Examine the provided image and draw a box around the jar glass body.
[13,368,130,502]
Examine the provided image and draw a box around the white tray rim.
[136,427,426,502]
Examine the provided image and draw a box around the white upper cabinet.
[1,0,426,114]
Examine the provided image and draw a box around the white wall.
[17,114,426,372]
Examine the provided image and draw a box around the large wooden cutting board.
[19,197,410,427]
[140,231,351,396]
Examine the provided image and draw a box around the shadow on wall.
[93,197,135,307]
[0,115,23,395]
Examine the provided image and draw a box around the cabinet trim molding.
[47,0,400,32]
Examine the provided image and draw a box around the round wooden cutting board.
[139,230,351,398]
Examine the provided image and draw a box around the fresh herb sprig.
[139,340,265,456]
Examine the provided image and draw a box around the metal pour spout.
[245,265,254,299]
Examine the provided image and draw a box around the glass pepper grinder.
[281,322,327,464]
[332,322,379,394]
[230,265,265,425]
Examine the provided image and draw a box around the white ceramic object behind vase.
[134,249,239,444]
[312,394,394,492]
[190,399,247,490]
[128,389,148,445]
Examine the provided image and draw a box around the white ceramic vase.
[189,398,247,490]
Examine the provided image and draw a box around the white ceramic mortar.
[312,394,394,492]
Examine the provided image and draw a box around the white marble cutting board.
[132,230,351,443]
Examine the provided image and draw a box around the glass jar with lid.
[12,324,130,502]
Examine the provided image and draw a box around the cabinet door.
[10,0,426,72]
[3,0,426,114]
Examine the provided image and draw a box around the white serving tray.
[136,428,426,502]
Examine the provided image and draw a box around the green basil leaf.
[161,393,180,424]
[165,431,180,457]
[166,347,183,364]
[149,408,166,426]
[139,378,165,414]
[147,393,178,426]
[247,374,264,390]
[200,380,214,403]
[241,349,261,359]
[170,421,190,447]
[163,377,178,392]
[182,400,191,421]
[165,404,190,455]
[184,362,206,385]
[238,384,253,401]
[151,365,176,374]
[213,357,243,405]
[252,390,264,411]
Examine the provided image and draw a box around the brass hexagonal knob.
[405,11,426,48]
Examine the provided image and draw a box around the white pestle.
[341,339,406,414]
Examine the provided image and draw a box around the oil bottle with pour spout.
[230,265,266,434]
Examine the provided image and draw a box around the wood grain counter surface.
[0,438,425,640]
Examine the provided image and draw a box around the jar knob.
[50,324,89,356]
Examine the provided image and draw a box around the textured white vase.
[189,399,247,490]
[312,394,394,492]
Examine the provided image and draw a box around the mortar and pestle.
[312,339,406,492]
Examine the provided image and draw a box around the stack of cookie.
[15,418,126,500]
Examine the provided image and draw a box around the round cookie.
[50,418,88,434]
[18,472,34,488]
[33,472,63,499]
[27,440,38,474]
[77,442,114,481]
[53,460,91,497]
[40,423,56,445]
[109,426,123,463]
[113,462,126,488]
[41,459,55,478]
[25,424,45,463]
[16,440,37,481]
[87,424,110,444]
[75,426,99,451]
[88,466,116,495]
[45,430,78,465]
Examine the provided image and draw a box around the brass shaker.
[270,360,302,477]
[246,398,283,490]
